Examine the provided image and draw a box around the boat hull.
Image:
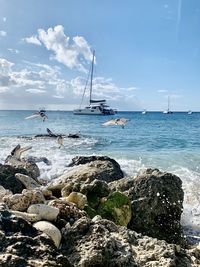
[73,109,115,115]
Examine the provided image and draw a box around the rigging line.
[79,63,92,108]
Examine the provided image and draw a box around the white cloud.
[157,89,168,93]
[24,35,41,46]
[2,17,6,22]
[0,30,7,37]
[0,57,139,110]
[26,89,46,94]
[8,48,19,54]
[25,25,93,72]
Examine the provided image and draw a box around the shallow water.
[0,110,200,236]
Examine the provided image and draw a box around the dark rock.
[110,168,184,245]
[68,156,123,178]
[27,156,51,166]
[0,209,72,267]
[22,161,40,180]
[0,164,27,194]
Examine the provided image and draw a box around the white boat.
[73,51,117,115]
[142,109,147,114]
[163,96,173,114]
[187,110,192,115]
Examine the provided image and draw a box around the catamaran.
[73,51,117,115]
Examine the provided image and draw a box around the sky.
[0,0,200,111]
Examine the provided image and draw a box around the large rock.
[110,168,184,244]
[0,204,199,267]
[48,160,123,196]
[22,161,40,180]
[61,216,200,267]
[0,207,72,267]
[68,155,124,177]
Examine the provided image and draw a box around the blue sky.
[0,0,200,111]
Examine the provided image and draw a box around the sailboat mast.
[168,96,169,111]
[89,50,95,104]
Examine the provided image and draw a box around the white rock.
[33,221,61,248]
[27,204,59,221]
[15,173,40,189]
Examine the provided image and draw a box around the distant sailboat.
[73,50,116,115]
[187,110,192,115]
[163,96,173,114]
[142,109,147,114]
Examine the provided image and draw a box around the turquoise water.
[0,110,200,231]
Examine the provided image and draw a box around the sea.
[0,110,200,241]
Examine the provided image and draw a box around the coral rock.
[33,221,62,248]
[65,192,87,210]
[27,204,59,221]
[3,189,45,211]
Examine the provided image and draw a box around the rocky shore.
[0,155,200,266]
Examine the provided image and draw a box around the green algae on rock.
[97,191,132,226]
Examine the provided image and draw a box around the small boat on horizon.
[163,96,173,114]
[142,109,147,114]
[187,110,192,115]
[73,50,117,115]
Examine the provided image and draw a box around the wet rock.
[110,168,184,244]
[22,161,40,180]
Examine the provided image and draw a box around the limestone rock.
[27,204,59,221]
[33,221,62,248]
